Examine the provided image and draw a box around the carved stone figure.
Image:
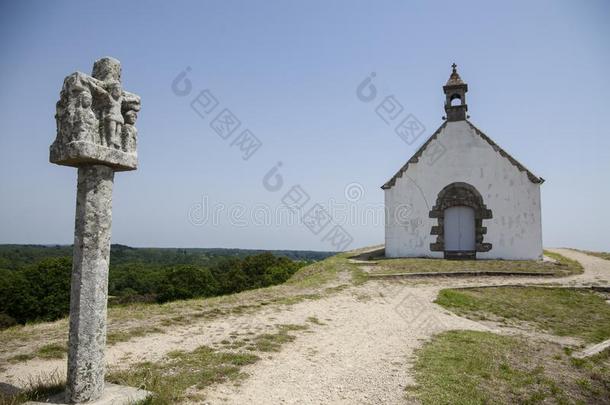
[122,109,138,152]
[73,90,97,143]
[88,79,124,148]
[50,57,141,171]
[120,90,141,153]
[55,72,99,145]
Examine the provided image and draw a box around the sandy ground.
[1,249,609,404]
[200,249,610,404]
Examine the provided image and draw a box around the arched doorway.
[429,182,493,259]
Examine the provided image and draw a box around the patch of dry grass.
[576,249,610,261]
[35,343,66,359]
[247,324,309,352]
[0,371,64,405]
[106,326,165,345]
[107,347,258,405]
[436,286,610,343]
[306,316,325,325]
[410,330,610,405]
[106,323,309,404]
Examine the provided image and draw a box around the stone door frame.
[429,182,492,257]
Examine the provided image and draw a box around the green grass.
[106,326,165,345]
[410,330,610,405]
[248,324,309,352]
[107,346,258,404]
[7,343,66,363]
[5,326,164,365]
[7,353,35,363]
[35,343,66,359]
[287,253,367,287]
[365,250,582,276]
[306,316,325,325]
[436,287,610,343]
[107,323,309,404]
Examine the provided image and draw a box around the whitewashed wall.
[384,121,542,260]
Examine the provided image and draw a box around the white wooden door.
[444,206,475,251]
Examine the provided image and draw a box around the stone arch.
[449,93,462,106]
[429,182,492,257]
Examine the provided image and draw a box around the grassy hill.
[2,248,608,404]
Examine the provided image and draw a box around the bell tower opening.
[450,94,462,106]
[443,63,468,121]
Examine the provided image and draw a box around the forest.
[0,244,334,328]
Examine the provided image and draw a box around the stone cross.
[50,57,141,403]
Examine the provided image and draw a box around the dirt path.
[200,249,610,404]
[1,249,608,404]
[201,282,486,405]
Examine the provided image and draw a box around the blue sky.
[0,0,608,251]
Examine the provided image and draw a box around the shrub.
[24,257,72,321]
[157,265,219,303]
[0,257,72,324]
[0,251,305,326]
[0,312,17,329]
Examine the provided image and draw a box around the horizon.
[0,243,337,253]
[1,0,609,252]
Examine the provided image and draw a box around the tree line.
[0,252,306,328]
[0,244,333,270]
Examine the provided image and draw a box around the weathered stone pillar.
[67,165,114,402]
[43,57,148,404]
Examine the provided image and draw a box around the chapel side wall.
[384,121,543,260]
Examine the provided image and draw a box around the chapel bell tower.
[443,63,468,121]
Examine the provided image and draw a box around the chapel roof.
[380,120,545,190]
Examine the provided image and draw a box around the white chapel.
[383,65,544,260]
